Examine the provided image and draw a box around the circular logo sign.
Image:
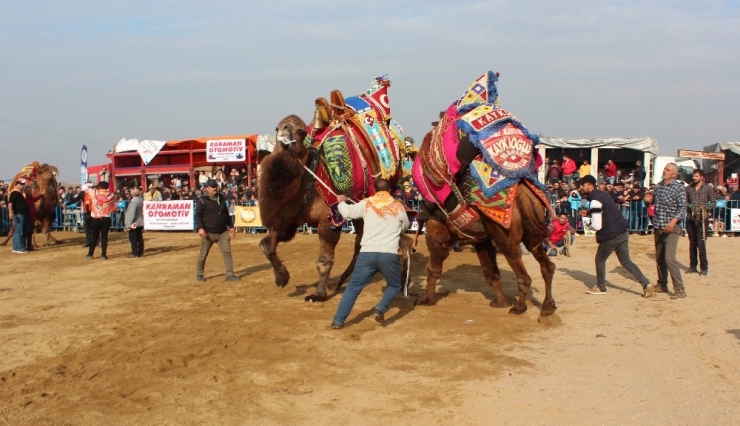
[239,209,257,223]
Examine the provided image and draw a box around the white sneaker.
[643,283,654,298]
[587,286,606,295]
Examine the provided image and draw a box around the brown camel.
[418,182,556,316]
[2,162,61,247]
[258,115,412,302]
[413,72,556,317]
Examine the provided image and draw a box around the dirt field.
[1,230,738,425]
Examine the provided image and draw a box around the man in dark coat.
[194,179,239,282]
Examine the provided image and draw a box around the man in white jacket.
[331,179,409,329]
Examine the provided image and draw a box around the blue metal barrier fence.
[4,199,738,236]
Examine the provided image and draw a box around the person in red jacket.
[561,154,577,186]
[604,159,618,185]
[544,213,575,256]
[23,185,42,251]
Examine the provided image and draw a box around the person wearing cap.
[194,179,239,282]
[8,180,30,253]
[85,181,119,260]
[577,174,653,297]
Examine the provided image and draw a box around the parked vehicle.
[651,156,700,185]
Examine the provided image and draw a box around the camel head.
[274,114,308,158]
[37,163,58,181]
[35,164,60,201]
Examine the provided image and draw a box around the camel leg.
[475,239,511,308]
[518,184,557,316]
[418,219,451,306]
[0,223,13,246]
[306,223,342,302]
[530,243,557,316]
[38,219,59,246]
[259,231,291,288]
[329,220,364,292]
[500,244,533,315]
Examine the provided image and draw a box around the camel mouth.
[278,136,297,147]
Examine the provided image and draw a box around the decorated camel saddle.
[307,76,408,208]
[9,161,41,191]
[412,71,550,237]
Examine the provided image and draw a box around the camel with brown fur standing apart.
[2,162,61,248]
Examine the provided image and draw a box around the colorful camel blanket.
[412,71,548,229]
[312,77,406,205]
[9,162,41,192]
[458,156,551,228]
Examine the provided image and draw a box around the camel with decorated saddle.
[259,77,414,302]
[412,71,556,318]
[1,161,62,247]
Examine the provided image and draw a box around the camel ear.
[294,127,308,145]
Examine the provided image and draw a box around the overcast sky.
[1,0,739,182]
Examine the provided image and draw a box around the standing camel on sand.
[412,72,556,318]
[1,162,61,248]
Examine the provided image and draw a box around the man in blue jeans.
[332,179,409,329]
[7,180,29,254]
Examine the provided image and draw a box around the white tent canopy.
[256,134,276,152]
[538,137,660,156]
[706,141,740,156]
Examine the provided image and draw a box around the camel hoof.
[540,302,557,316]
[304,294,328,303]
[538,313,562,327]
[415,296,434,306]
[489,298,512,308]
[508,305,527,315]
[275,274,290,288]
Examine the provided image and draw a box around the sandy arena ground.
[1,229,739,425]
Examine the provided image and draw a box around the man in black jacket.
[577,175,652,296]
[195,179,239,282]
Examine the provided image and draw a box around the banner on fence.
[206,138,246,163]
[234,206,262,227]
[731,208,740,231]
[143,201,194,230]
